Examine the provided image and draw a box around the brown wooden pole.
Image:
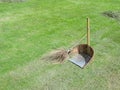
[87,18,90,46]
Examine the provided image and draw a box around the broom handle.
[87,18,90,46]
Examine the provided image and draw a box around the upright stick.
[87,18,90,46]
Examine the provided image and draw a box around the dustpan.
[69,18,94,68]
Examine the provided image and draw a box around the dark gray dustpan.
[69,18,94,68]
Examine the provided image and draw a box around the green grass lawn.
[0,0,120,90]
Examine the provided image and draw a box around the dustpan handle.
[87,18,90,46]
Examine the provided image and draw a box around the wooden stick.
[87,18,90,46]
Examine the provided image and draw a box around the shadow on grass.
[102,11,120,22]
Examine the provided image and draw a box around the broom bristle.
[41,49,69,63]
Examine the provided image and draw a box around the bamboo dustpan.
[69,18,94,68]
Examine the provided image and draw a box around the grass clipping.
[41,49,69,64]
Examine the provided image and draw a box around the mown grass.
[0,0,120,90]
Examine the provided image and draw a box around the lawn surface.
[0,0,120,90]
